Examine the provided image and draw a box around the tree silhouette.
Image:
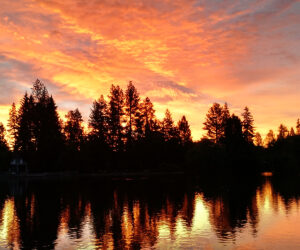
[7,102,18,150]
[242,106,254,144]
[64,109,84,151]
[177,115,192,146]
[290,127,295,137]
[0,122,9,170]
[125,81,140,143]
[162,109,178,141]
[222,102,230,121]
[224,114,244,146]
[4,77,300,174]
[89,95,109,143]
[203,103,225,143]
[108,85,125,151]
[15,92,35,154]
[296,119,300,135]
[0,123,8,150]
[31,78,48,101]
[277,124,288,140]
[140,97,156,136]
[254,132,263,147]
[14,80,63,171]
[265,130,276,147]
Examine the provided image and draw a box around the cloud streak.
[0,0,299,138]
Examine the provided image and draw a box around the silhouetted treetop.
[277,124,288,140]
[254,132,263,147]
[0,123,8,151]
[296,119,300,135]
[242,106,254,144]
[8,102,18,151]
[203,103,226,143]
[125,81,141,142]
[178,115,192,146]
[89,95,109,142]
[64,108,84,151]
[265,130,275,147]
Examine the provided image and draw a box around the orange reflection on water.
[1,177,297,249]
[0,198,20,249]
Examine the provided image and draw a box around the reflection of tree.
[12,180,61,249]
[201,178,260,241]
[1,176,300,249]
[269,176,300,214]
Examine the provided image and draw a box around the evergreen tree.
[162,109,178,141]
[177,115,192,146]
[254,132,263,146]
[222,102,230,122]
[31,78,48,102]
[265,130,275,147]
[296,119,300,135]
[125,81,140,142]
[277,124,288,140]
[0,123,8,151]
[242,106,254,144]
[7,102,18,150]
[290,127,295,137]
[89,95,109,142]
[0,123,9,171]
[108,85,124,151]
[15,93,35,153]
[64,109,84,151]
[140,97,156,135]
[203,103,224,143]
[224,114,244,145]
[32,81,63,171]
[15,80,63,171]
[43,95,63,150]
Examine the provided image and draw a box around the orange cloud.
[0,0,300,139]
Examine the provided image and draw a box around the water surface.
[0,175,299,249]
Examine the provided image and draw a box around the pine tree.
[7,102,18,150]
[177,115,192,145]
[277,124,288,140]
[162,109,178,141]
[64,109,84,151]
[203,103,224,143]
[125,81,140,142]
[15,80,63,171]
[141,97,156,135]
[242,106,254,144]
[290,127,295,137]
[224,114,244,145]
[222,102,230,122]
[89,95,109,142]
[108,85,124,151]
[296,119,300,135]
[0,123,8,151]
[15,93,35,153]
[31,78,48,102]
[254,132,263,146]
[265,130,275,147]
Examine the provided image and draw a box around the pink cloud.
[0,0,299,139]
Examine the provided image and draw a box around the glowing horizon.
[0,0,300,139]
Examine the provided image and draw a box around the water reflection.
[0,176,299,249]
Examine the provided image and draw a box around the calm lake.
[0,174,299,249]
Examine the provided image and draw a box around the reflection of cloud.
[0,0,300,139]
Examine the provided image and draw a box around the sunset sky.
[0,0,299,139]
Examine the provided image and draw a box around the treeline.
[187,103,300,175]
[0,79,299,175]
[0,79,192,172]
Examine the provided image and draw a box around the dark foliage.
[1,79,299,176]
